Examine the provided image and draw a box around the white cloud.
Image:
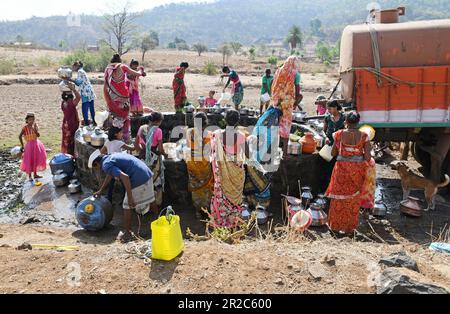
[0,0,213,21]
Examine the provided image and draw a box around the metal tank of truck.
[338,7,450,183]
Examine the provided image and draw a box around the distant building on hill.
[87,45,99,52]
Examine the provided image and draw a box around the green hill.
[0,0,448,48]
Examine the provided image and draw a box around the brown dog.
[392,161,449,211]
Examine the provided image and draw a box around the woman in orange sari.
[326,112,374,234]
[271,56,303,155]
[186,112,214,218]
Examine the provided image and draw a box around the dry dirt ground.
[0,224,449,294]
[0,71,336,151]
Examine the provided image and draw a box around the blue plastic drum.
[76,196,114,231]
[50,153,75,176]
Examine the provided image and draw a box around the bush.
[267,56,278,66]
[36,55,55,67]
[0,59,16,75]
[63,47,112,72]
[203,61,218,76]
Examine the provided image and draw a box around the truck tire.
[412,143,431,177]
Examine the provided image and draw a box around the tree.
[102,6,139,56]
[248,47,256,61]
[268,56,278,66]
[315,41,331,63]
[134,31,159,63]
[218,43,232,65]
[16,35,24,44]
[310,18,322,36]
[230,42,242,55]
[192,43,208,56]
[286,25,303,50]
[58,40,66,50]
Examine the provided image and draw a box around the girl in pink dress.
[128,59,145,116]
[19,113,47,181]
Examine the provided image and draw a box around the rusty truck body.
[339,9,450,182]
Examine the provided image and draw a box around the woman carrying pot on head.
[173,62,189,112]
[104,54,146,141]
[61,83,81,155]
[70,61,97,126]
[221,66,244,110]
[325,112,375,235]
[271,56,303,156]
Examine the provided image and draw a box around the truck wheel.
[412,143,431,177]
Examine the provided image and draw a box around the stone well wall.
[75,112,327,210]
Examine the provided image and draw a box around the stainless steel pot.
[307,203,328,227]
[288,141,302,155]
[57,66,73,80]
[315,194,328,210]
[185,104,195,113]
[241,202,252,221]
[293,111,307,123]
[90,128,107,147]
[256,206,269,225]
[372,203,387,217]
[53,170,70,187]
[82,126,94,143]
[213,105,222,114]
[68,179,82,194]
[240,108,249,116]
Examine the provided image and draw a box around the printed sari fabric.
[271,56,298,139]
[251,106,282,174]
[173,67,187,112]
[244,165,272,209]
[210,130,246,228]
[127,75,143,114]
[360,158,376,209]
[186,128,214,212]
[104,63,131,140]
[61,99,80,155]
[326,130,372,233]
[230,70,244,107]
[139,125,165,207]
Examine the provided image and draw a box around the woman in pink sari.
[104,54,146,141]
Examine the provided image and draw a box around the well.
[74,112,327,211]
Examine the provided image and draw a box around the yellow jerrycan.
[151,206,184,261]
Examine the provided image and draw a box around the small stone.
[17,243,32,251]
[322,255,337,267]
[218,258,224,263]
[0,234,3,238]
[98,289,107,294]
[308,263,327,280]
[287,264,294,270]
[1,244,11,248]
[274,278,284,285]
[56,279,63,283]
[166,288,171,294]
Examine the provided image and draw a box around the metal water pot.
[241,202,252,221]
[256,206,269,225]
[372,203,387,217]
[53,170,70,187]
[240,108,249,116]
[307,203,328,227]
[68,179,82,194]
[301,187,314,208]
[90,128,107,147]
[185,104,195,114]
[198,96,206,107]
[288,141,302,155]
[82,126,94,143]
[315,194,328,211]
[57,66,73,80]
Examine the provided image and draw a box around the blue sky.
[0,0,215,21]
